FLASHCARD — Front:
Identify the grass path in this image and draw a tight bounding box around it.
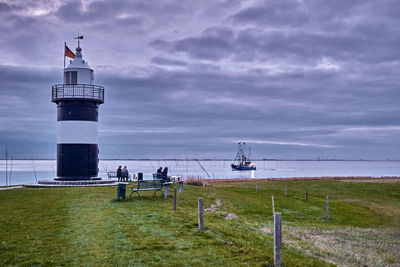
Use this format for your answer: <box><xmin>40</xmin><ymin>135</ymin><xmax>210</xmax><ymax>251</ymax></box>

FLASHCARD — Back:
<box><xmin>0</xmin><ymin>179</ymin><xmax>399</xmax><ymax>266</ymax></box>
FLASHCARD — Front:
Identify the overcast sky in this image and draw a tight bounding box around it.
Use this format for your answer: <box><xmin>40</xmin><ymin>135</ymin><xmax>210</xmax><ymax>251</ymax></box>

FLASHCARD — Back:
<box><xmin>1</xmin><ymin>0</ymin><xmax>400</xmax><ymax>159</ymax></box>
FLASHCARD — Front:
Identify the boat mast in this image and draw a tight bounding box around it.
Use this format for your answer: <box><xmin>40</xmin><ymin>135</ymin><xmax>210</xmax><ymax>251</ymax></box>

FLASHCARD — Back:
<box><xmin>234</xmin><ymin>142</ymin><xmax>241</xmax><ymax>164</ymax></box>
<box><xmin>240</xmin><ymin>142</ymin><xmax>244</xmax><ymax>164</ymax></box>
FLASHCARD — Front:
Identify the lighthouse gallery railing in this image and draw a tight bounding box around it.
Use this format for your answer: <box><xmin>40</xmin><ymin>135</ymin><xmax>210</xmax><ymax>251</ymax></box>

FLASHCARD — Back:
<box><xmin>52</xmin><ymin>84</ymin><xmax>104</xmax><ymax>103</ymax></box>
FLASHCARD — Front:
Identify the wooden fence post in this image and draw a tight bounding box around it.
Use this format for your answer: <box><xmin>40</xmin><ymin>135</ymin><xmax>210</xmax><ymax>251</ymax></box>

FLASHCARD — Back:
<box><xmin>173</xmin><ymin>188</ymin><xmax>177</xmax><ymax>211</ymax></box>
<box><xmin>164</xmin><ymin>184</ymin><xmax>170</xmax><ymax>198</ymax></box>
<box><xmin>198</xmin><ymin>198</ymin><xmax>204</xmax><ymax>230</ymax></box>
<box><xmin>274</xmin><ymin>212</ymin><xmax>282</xmax><ymax>267</ymax></box>
<box><xmin>326</xmin><ymin>195</ymin><xmax>329</xmax><ymax>218</ymax></box>
<box><xmin>284</xmin><ymin>186</ymin><xmax>287</xmax><ymax>196</ymax></box>
<box><xmin>272</xmin><ymin>195</ymin><xmax>275</xmax><ymax>215</ymax></box>
<box><xmin>305</xmin><ymin>189</ymin><xmax>308</xmax><ymax>201</ymax></box>
<box><xmin>179</xmin><ymin>181</ymin><xmax>183</xmax><ymax>192</ymax></box>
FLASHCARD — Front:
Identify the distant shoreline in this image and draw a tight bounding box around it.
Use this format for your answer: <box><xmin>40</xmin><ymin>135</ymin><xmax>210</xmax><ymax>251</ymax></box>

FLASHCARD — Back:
<box><xmin>198</xmin><ymin>176</ymin><xmax>400</xmax><ymax>183</ymax></box>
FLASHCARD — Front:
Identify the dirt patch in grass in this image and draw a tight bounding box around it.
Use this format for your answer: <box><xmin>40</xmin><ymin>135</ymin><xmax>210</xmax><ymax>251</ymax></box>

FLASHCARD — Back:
<box><xmin>260</xmin><ymin>225</ymin><xmax>273</xmax><ymax>234</ymax></box>
<box><xmin>225</xmin><ymin>213</ymin><xmax>238</xmax><ymax>220</ymax></box>
<box><xmin>205</xmin><ymin>199</ymin><xmax>239</xmax><ymax>220</ymax></box>
<box><xmin>284</xmin><ymin>226</ymin><xmax>400</xmax><ymax>266</ymax></box>
<box><xmin>205</xmin><ymin>199</ymin><xmax>222</xmax><ymax>212</ymax></box>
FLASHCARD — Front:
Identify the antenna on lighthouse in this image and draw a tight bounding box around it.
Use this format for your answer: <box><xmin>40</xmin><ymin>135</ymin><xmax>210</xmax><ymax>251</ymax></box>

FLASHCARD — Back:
<box><xmin>74</xmin><ymin>29</ymin><xmax>84</xmax><ymax>47</ymax></box>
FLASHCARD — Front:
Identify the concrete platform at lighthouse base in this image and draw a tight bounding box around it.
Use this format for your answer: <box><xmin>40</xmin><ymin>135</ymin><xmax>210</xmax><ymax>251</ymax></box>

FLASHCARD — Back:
<box><xmin>25</xmin><ymin>179</ymin><xmax>120</xmax><ymax>188</ymax></box>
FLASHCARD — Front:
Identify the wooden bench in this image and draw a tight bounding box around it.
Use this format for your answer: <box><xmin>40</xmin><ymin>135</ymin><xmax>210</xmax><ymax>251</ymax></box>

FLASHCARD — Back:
<box><xmin>152</xmin><ymin>173</ymin><xmax>172</xmax><ymax>182</ymax></box>
<box><xmin>107</xmin><ymin>171</ymin><xmax>132</xmax><ymax>181</ymax></box>
<box><xmin>130</xmin><ymin>179</ymin><xmax>164</xmax><ymax>199</ymax></box>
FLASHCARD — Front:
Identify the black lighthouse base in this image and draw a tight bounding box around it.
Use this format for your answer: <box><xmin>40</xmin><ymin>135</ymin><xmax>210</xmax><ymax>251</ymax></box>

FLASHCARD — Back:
<box><xmin>25</xmin><ymin>179</ymin><xmax>117</xmax><ymax>187</ymax></box>
<box><xmin>56</xmin><ymin>144</ymin><xmax>99</xmax><ymax>181</ymax></box>
<box><xmin>54</xmin><ymin>176</ymin><xmax>101</xmax><ymax>181</ymax></box>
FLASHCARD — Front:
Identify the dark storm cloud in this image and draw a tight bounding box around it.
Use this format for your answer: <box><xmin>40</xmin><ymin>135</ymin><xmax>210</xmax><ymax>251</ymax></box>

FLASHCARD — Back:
<box><xmin>171</xmin><ymin>27</ymin><xmax>235</xmax><ymax>60</ymax></box>
<box><xmin>156</xmin><ymin>22</ymin><xmax>399</xmax><ymax>66</ymax></box>
<box><xmin>0</xmin><ymin>2</ymin><xmax>11</xmax><ymax>13</ymax></box>
<box><xmin>1</xmin><ymin>0</ymin><xmax>400</xmax><ymax>159</ymax></box>
<box><xmin>0</xmin><ymin>64</ymin><xmax>56</xmax><ymax>158</ymax></box>
<box><xmin>152</xmin><ymin>0</ymin><xmax>400</xmax><ymax>66</ymax></box>
<box><xmin>150</xmin><ymin>56</ymin><xmax>188</xmax><ymax>67</ymax></box>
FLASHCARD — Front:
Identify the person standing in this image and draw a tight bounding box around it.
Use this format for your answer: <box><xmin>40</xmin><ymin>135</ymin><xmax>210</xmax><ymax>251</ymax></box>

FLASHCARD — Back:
<box><xmin>117</xmin><ymin>166</ymin><xmax>122</xmax><ymax>181</ymax></box>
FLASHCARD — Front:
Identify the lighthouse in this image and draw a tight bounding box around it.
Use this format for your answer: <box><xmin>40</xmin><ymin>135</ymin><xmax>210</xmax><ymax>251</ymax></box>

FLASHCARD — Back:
<box><xmin>51</xmin><ymin>37</ymin><xmax>104</xmax><ymax>181</ymax></box>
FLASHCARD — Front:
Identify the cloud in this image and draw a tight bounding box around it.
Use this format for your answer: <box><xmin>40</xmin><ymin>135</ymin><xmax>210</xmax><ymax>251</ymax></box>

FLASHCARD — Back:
<box><xmin>230</xmin><ymin>139</ymin><xmax>338</xmax><ymax>149</ymax></box>
<box><xmin>150</xmin><ymin>56</ymin><xmax>188</xmax><ymax>67</ymax></box>
<box><xmin>1</xmin><ymin>0</ymin><xmax>400</xmax><ymax>159</ymax></box>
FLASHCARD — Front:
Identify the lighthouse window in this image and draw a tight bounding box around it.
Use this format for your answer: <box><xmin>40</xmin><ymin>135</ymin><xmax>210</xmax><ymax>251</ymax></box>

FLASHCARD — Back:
<box><xmin>64</xmin><ymin>71</ymin><xmax>78</xmax><ymax>85</ymax></box>
<box><xmin>64</xmin><ymin>72</ymin><xmax>69</xmax><ymax>84</ymax></box>
<box><xmin>71</xmin><ymin>71</ymin><xmax>77</xmax><ymax>84</ymax></box>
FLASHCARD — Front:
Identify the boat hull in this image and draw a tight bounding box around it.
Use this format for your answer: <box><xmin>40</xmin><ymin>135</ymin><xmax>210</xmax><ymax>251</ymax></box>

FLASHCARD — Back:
<box><xmin>231</xmin><ymin>164</ymin><xmax>256</xmax><ymax>171</ymax></box>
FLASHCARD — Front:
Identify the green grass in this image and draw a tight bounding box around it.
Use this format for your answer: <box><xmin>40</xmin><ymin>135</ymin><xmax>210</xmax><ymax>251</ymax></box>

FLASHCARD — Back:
<box><xmin>0</xmin><ymin>179</ymin><xmax>399</xmax><ymax>266</ymax></box>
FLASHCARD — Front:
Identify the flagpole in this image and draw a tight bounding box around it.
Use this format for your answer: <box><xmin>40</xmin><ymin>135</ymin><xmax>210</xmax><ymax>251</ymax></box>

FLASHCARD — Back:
<box><xmin>64</xmin><ymin>42</ymin><xmax>66</xmax><ymax>69</ymax></box>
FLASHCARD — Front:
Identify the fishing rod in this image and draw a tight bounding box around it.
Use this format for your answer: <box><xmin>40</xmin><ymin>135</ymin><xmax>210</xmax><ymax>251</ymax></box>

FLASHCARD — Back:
<box><xmin>9</xmin><ymin>156</ymin><xmax>13</xmax><ymax>185</ymax></box>
<box><xmin>194</xmin><ymin>159</ymin><xmax>211</xmax><ymax>179</ymax></box>
<box><xmin>31</xmin><ymin>158</ymin><xmax>37</xmax><ymax>183</ymax></box>
<box><xmin>5</xmin><ymin>147</ymin><xmax>8</xmax><ymax>186</ymax></box>
<box><xmin>149</xmin><ymin>160</ymin><xmax>156</xmax><ymax>172</ymax></box>
<box><xmin>52</xmin><ymin>164</ymin><xmax>56</xmax><ymax>177</ymax></box>
<box><xmin>100</xmin><ymin>163</ymin><xmax>107</xmax><ymax>178</ymax></box>
<box><xmin>185</xmin><ymin>156</ymin><xmax>189</xmax><ymax>178</ymax></box>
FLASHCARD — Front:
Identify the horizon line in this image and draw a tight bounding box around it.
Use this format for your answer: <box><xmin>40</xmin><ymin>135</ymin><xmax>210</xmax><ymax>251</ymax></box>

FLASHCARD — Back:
<box><xmin>1</xmin><ymin>158</ymin><xmax>399</xmax><ymax>161</ymax></box>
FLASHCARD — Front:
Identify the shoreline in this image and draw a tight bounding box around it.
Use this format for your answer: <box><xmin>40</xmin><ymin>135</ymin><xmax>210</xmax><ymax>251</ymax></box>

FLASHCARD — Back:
<box><xmin>2</xmin><ymin>176</ymin><xmax>400</xmax><ymax>187</ymax></box>
<box><xmin>186</xmin><ymin>176</ymin><xmax>400</xmax><ymax>183</ymax></box>
<box><xmin>1</xmin><ymin>176</ymin><xmax>400</xmax><ymax>188</ymax></box>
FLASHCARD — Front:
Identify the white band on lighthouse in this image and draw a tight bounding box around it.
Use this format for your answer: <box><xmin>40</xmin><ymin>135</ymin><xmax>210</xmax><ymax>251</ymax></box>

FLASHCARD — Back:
<box><xmin>57</xmin><ymin>121</ymin><xmax>98</xmax><ymax>144</ymax></box>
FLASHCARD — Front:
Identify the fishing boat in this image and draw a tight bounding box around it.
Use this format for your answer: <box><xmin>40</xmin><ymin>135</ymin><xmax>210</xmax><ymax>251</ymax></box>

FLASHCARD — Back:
<box><xmin>231</xmin><ymin>142</ymin><xmax>256</xmax><ymax>171</ymax></box>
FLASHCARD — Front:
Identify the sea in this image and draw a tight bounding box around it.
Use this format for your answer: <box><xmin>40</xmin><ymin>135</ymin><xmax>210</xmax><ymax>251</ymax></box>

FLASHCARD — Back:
<box><xmin>1</xmin><ymin>159</ymin><xmax>400</xmax><ymax>186</ymax></box>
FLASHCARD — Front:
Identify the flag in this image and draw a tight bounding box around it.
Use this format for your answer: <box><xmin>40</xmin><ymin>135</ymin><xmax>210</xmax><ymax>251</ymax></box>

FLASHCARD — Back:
<box><xmin>65</xmin><ymin>44</ymin><xmax>75</xmax><ymax>59</ymax></box>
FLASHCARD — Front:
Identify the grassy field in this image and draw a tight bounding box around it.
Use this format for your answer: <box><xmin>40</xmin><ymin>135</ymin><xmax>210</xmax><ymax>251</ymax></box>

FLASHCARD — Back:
<box><xmin>0</xmin><ymin>178</ymin><xmax>399</xmax><ymax>266</ymax></box>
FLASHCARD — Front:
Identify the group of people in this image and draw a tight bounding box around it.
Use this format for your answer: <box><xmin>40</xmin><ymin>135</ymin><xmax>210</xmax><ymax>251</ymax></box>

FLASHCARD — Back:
<box><xmin>157</xmin><ymin>167</ymin><xmax>170</xmax><ymax>182</ymax></box>
<box><xmin>115</xmin><ymin>165</ymin><xmax>170</xmax><ymax>182</ymax></box>
<box><xmin>116</xmin><ymin>165</ymin><xmax>129</xmax><ymax>181</ymax></box>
